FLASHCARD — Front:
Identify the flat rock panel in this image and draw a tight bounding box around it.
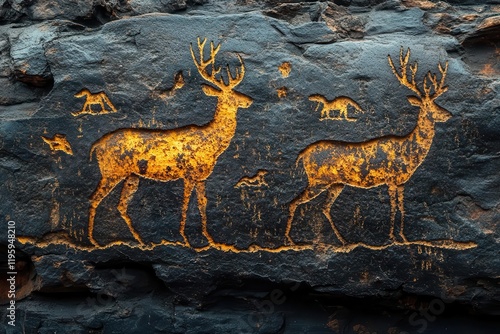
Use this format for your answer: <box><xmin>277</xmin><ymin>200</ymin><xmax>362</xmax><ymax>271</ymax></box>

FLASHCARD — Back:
<box><xmin>0</xmin><ymin>1</ymin><xmax>499</xmax><ymax>333</ymax></box>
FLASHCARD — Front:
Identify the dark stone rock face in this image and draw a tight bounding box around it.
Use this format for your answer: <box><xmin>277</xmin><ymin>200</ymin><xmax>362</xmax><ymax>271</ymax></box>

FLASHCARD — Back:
<box><xmin>0</xmin><ymin>0</ymin><xmax>499</xmax><ymax>333</ymax></box>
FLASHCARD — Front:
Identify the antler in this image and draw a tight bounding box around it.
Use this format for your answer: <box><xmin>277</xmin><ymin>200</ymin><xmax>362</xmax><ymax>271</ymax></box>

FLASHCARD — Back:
<box><xmin>388</xmin><ymin>47</ymin><xmax>422</xmax><ymax>97</ymax></box>
<box><xmin>424</xmin><ymin>61</ymin><xmax>449</xmax><ymax>100</ymax></box>
<box><xmin>190</xmin><ymin>37</ymin><xmax>245</xmax><ymax>90</ymax></box>
<box><xmin>389</xmin><ymin>47</ymin><xmax>449</xmax><ymax>101</ymax></box>
<box><xmin>190</xmin><ymin>38</ymin><xmax>223</xmax><ymax>87</ymax></box>
<box><xmin>225</xmin><ymin>54</ymin><xmax>245</xmax><ymax>90</ymax></box>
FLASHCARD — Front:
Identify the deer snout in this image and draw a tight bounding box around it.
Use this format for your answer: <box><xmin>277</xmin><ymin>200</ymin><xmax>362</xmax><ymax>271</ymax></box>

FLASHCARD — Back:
<box><xmin>432</xmin><ymin>103</ymin><xmax>452</xmax><ymax>122</ymax></box>
<box><xmin>235</xmin><ymin>91</ymin><xmax>253</xmax><ymax>108</ymax></box>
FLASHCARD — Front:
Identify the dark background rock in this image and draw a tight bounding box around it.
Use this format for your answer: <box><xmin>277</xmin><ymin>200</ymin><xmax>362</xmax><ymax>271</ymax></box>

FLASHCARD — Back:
<box><xmin>0</xmin><ymin>0</ymin><xmax>499</xmax><ymax>333</ymax></box>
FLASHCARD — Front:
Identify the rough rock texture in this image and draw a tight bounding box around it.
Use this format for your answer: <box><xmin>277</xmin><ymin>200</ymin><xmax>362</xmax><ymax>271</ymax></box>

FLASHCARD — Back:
<box><xmin>0</xmin><ymin>0</ymin><xmax>499</xmax><ymax>333</ymax></box>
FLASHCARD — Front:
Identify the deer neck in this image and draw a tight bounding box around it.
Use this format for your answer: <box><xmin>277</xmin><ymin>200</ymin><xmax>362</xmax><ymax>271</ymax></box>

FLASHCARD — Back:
<box><xmin>403</xmin><ymin>108</ymin><xmax>436</xmax><ymax>169</ymax></box>
<box><xmin>204</xmin><ymin>99</ymin><xmax>239</xmax><ymax>155</ymax></box>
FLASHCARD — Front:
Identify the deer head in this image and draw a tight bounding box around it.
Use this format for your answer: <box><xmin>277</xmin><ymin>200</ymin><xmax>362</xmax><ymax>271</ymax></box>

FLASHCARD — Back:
<box><xmin>190</xmin><ymin>38</ymin><xmax>253</xmax><ymax>109</ymax></box>
<box><xmin>388</xmin><ymin>47</ymin><xmax>452</xmax><ymax>123</ymax></box>
<box><xmin>74</xmin><ymin>88</ymin><xmax>90</xmax><ymax>98</ymax></box>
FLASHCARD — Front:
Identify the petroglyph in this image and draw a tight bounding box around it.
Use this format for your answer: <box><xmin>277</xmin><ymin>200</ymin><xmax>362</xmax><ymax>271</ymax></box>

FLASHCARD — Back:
<box><xmin>309</xmin><ymin>95</ymin><xmax>364</xmax><ymax>121</ymax></box>
<box><xmin>235</xmin><ymin>170</ymin><xmax>269</xmax><ymax>188</ymax></box>
<box><xmin>42</xmin><ymin>134</ymin><xmax>73</xmax><ymax>155</ymax></box>
<box><xmin>88</xmin><ymin>38</ymin><xmax>253</xmax><ymax>247</ymax></box>
<box><xmin>287</xmin><ymin>48</ymin><xmax>453</xmax><ymax>247</ymax></box>
<box><xmin>72</xmin><ymin>89</ymin><xmax>117</xmax><ymax>116</ymax></box>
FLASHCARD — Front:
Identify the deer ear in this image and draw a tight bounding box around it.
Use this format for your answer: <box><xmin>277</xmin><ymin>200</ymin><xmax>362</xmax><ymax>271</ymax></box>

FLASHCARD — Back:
<box><xmin>407</xmin><ymin>96</ymin><xmax>422</xmax><ymax>107</ymax></box>
<box><xmin>202</xmin><ymin>84</ymin><xmax>221</xmax><ymax>96</ymax></box>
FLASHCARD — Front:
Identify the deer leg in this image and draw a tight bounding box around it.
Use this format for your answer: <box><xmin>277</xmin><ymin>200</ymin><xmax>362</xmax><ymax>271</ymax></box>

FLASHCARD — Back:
<box><xmin>180</xmin><ymin>181</ymin><xmax>195</xmax><ymax>247</ymax></box>
<box><xmin>83</xmin><ymin>102</ymin><xmax>91</xmax><ymax>113</ymax></box>
<box><xmin>78</xmin><ymin>103</ymin><xmax>85</xmax><ymax>114</ymax></box>
<box><xmin>322</xmin><ymin>184</ymin><xmax>346</xmax><ymax>245</ymax></box>
<box><xmin>388</xmin><ymin>186</ymin><xmax>397</xmax><ymax>242</ymax></box>
<box><xmin>195</xmin><ymin>181</ymin><xmax>215</xmax><ymax>245</ymax></box>
<box><xmin>117</xmin><ymin>175</ymin><xmax>143</xmax><ymax>244</ymax></box>
<box><xmin>103</xmin><ymin>95</ymin><xmax>117</xmax><ymax>112</ymax></box>
<box><xmin>99</xmin><ymin>100</ymin><xmax>106</xmax><ymax>113</ymax></box>
<box><xmin>286</xmin><ymin>185</ymin><xmax>326</xmax><ymax>244</ymax></box>
<box><xmin>88</xmin><ymin>176</ymin><xmax>123</xmax><ymax>246</ymax></box>
<box><xmin>397</xmin><ymin>185</ymin><xmax>408</xmax><ymax>242</ymax></box>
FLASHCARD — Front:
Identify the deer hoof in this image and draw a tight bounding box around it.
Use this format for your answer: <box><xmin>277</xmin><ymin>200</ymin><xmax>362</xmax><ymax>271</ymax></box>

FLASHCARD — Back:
<box><xmin>285</xmin><ymin>236</ymin><xmax>296</xmax><ymax>246</ymax></box>
<box><xmin>89</xmin><ymin>238</ymin><xmax>100</xmax><ymax>247</ymax></box>
<box><xmin>399</xmin><ymin>232</ymin><xmax>409</xmax><ymax>243</ymax></box>
<box><xmin>182</xmin><ymin>237</ymin><xmax>191</xmax><ymax>248</ymax></box>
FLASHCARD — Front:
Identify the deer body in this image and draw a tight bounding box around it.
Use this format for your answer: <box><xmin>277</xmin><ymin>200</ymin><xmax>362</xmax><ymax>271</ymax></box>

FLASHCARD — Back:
<box><xmin>88</xmin><ymin>38</ymin><xmax>252</xmax><ymax>247</ymax></box>
<box><xmin>286</xmin><ymin>48</ymin><xmax>451</xmax><ymax>245</ymax></box>
<box><xmin>91</xmin><ymin>105</ymin><xmax>240</xmax><ymax>182</ymax></box>
<box><xmin>298</xmin><ymin>111</ymin><xmax>436</xmax><ymax>189</ymax></box>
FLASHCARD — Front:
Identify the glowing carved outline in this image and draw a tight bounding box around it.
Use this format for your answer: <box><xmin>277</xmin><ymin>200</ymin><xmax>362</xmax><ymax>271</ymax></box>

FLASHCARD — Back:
<box><xmin>72</xmin><ymin>89</ymin><xmax>117</xmax><ymax>116</ymax></box>
<box><xmin>235</xmin><ymin>170</ymin><xmax>269</xmax><ymax>188</ymax></box>
<box><xmin>309</xmin><ymin>95</ymin><xmax>364</xmax><ymax>122</ymax></box>
<box><xmin>87</xmin><ymin>38</ymin><xmax>253</xmax><ymax>247</ymax></box>
<box><xmin>18</xmin><ymin>232</ymin><xmax>476</xmax><ymax>253</ymax></box>
<box><xmin>286</xmin><ymin>47</ymin><xmax>455</xmax><ymax>246</ymax></box>
<box><xmin>42</xmin><ymin>134</ymin><xmax>74</xmax><ymax>155</ymax></box>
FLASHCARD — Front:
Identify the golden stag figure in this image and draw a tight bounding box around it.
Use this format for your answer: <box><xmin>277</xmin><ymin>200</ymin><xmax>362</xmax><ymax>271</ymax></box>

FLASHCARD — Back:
<box><xmin>287</xmin><ymin>48</ymin><xmax>451</xmax><ymax>245</ymax></box>
<box><xmin>88</xmin><ymin>38</ymin><xmax>253</xmax><ymax>246</ymax></box>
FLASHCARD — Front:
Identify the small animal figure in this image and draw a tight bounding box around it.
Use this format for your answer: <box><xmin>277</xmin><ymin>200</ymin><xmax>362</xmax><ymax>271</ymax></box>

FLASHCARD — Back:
<box><xmin>158</xmin><ymin>71</ymin><xmax>185</xmax><ymax>100</ymax></box>
<box><xmin>42</xmin><ymin>134</ymin><xmax>73</xmax><ymax>155</ymax></box>
<box><xmin>235</xmin><ymin>170</ymin><xmax>269</xmax><ymax>188</ymax></box>
<box><xmin>72</xmin><ymin>89</ymin><xmax>117</xmax><ymax>116</ymax></box>
<box><xmin>309</xmin><ymin>95</ymin><xmax>363</xmax><ymax>121</ymax></box>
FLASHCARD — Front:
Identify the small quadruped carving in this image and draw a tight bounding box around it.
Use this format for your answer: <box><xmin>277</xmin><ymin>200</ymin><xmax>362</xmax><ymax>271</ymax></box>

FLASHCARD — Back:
<box><xmin>72</xmin><ymin>89</ymin><xmax>117</xmax><ymax>116</ymax></box>
<box><xmin>42</xmin><ymin>134</ymin><xmax>74</xmax><ymax>155</ymax></box>
<box><xmin>309</xmin><ymin>94</ymin><xmax>364</xmax><ymax>122</ymax></box>
<box><xmin>235</xmin><ymin>170</ymin><xmax>269</xmax><ymax>188</ymax></box>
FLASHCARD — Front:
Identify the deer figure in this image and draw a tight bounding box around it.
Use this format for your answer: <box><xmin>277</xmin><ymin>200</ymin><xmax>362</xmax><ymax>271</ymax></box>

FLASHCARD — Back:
<box><xmin>286</xmin><ymin>48</ymin><xmax>451</xmax><ymax>245</ymax></box>
<box><xmin>88</xmin><ymin>38</ymin><xmax>253</xmax><ymax>247</ymax></box>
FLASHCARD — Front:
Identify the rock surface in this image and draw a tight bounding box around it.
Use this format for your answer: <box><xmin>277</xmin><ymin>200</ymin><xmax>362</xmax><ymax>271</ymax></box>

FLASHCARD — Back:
<box><xmin>0</xmin><ymin>0</ymin><xmax>499</xmax><ymax>333</ymax></box>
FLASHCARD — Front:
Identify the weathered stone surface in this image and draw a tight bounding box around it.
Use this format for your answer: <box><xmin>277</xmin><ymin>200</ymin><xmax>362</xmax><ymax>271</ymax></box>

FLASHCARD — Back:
<box><xmin>0</xmin><ymin>1</ymin><xmax>499</xmax><ymax>333</ymax></box>
<box><xmin>1</xmin><ymin>0</ymin><xmax>209</xmax><ymax>22</ymax></box>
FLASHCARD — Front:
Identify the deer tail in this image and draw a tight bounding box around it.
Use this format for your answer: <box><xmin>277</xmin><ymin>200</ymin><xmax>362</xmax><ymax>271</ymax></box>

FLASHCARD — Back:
<box><xmin>349</xmin><ymin>99</ymin><xmax>363</xmax><ymax>112</ymax></box>
<box><xmin>89</xmin><ymin>141</ymin><xmax>99</xmax><ymax>162</ymax></box>
<box><xmin>295</xmin><ymin>153</ymin><xmax>305</xmax><ymax>168</ymax></box>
